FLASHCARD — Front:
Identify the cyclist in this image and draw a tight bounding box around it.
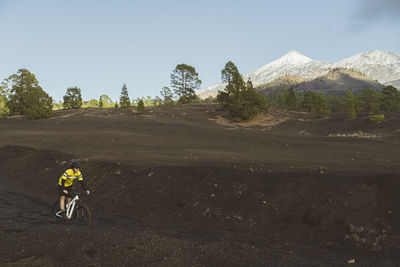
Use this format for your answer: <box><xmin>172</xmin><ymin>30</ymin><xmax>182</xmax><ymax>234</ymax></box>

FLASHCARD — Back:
<box><xmin>56</xmin><ymin>159</ymin><xmax>90</xmax><ymax>218</ymax></box>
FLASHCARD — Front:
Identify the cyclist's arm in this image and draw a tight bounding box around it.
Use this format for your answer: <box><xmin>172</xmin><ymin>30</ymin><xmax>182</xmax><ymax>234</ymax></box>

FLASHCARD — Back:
<box><xmin>78</xmin><ymin>175</ymin><xmax>88</xmax><ymax>191</ymax></box>
<box><xmin>59</xmin><ymin>174</ymin><xmax>68</xmax><ymax>190</ymax></box>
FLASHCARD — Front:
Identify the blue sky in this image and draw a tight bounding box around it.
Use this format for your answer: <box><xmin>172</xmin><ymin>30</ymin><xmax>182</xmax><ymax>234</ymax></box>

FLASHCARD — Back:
<box><xmin>0</xmin><ymin>0</ymin><xmax>399</xmax><ymax>102</ymax></box>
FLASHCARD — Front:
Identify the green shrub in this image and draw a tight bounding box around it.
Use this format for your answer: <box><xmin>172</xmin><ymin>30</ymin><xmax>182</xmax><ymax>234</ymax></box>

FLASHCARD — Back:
<box><xmin>368</xmin><ymin>114</ymin><xmax>384</xmax><ymax>122</ymax></box>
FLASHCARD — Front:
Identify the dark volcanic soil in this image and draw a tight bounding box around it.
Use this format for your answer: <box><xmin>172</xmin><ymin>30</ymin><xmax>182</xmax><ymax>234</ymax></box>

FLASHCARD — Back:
<box><xmin>0</xmin><ymin>104</ymin><xmax>400</xmax><ymax>266</ymax></box>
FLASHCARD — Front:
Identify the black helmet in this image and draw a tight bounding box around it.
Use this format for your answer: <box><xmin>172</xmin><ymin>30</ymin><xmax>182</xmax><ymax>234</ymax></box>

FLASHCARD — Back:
<box><xmin>69</xmin><ymin>159</ymin><xmax>80</xmax><ymax>169</ymax></box>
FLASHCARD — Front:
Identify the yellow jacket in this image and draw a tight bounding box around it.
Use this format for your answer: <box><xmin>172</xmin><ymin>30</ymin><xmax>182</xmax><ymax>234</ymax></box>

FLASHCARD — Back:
<box><xmin>58</xmin><ymin>169</ymin><xmax>84</xmax><ymax>188</ymax></box>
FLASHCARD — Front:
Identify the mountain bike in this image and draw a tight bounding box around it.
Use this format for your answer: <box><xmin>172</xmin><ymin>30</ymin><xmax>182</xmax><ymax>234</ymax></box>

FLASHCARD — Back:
<box><xmin>52</xmin><ymin>192</ymin><xmax>91</xmax><ymax>226</ymax></box>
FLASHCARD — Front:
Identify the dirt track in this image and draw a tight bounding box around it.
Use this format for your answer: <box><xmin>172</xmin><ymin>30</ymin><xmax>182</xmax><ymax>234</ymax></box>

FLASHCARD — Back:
<box><xmin>1</xmin><ymin>104</ymin><xmax>400</xmax><ymax>266</ymax></box>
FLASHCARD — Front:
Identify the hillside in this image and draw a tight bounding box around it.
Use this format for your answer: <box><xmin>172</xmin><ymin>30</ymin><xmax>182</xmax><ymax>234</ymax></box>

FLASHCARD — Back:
<box><xmin>255</xmin><ymin>75</ymin><xmax>306</xmax><ymax>95</ymax></box>
<box><xmin>1</xmin><ymin>104</ymin><xmax>400</xmax><ymax>266</ymax></box>
<box><xmin>294</xmin><ymin>68</ymin><xmax>385</xmax><ymax>94</ymax></box>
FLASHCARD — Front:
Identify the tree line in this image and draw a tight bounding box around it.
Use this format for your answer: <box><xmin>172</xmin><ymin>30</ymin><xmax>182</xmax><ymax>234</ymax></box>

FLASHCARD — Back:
<box><xmin>266</xmin><ymin>85</ymin><xmax>400</xmax><ymax>120</ymax></box>
<box><xmin>1</xmin><ymin>64</ymin><xmax>399</xmax><ymax>121</ymax></box>
<box><xmin>0</xmin><ymin>64</ymin><xmax>204</xmax><ymax>118</ymax></box>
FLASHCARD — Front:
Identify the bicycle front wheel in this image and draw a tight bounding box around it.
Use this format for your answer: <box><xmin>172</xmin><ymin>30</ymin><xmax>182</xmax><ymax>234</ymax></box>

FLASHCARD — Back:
<box><xmin>73</xmin><ymin>204</ymin><xmax>91</xmax><ymax>226</ymax></box>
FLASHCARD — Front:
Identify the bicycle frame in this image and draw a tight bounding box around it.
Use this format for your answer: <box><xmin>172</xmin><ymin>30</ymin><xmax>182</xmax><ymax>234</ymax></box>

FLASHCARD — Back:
<box><xmin>65</xmin><ymin>194</ymin><xmax>80</xmax><ymax>219</ymax></box>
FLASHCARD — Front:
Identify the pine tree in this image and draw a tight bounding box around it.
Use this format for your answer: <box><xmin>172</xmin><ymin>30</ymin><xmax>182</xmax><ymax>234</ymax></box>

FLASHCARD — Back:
<box><xmin>302</xmin><ymin>91</ymin><xmax>315</xmax><ymax>112</ymax></box>
<box><xmin>98</xmin><ymin>96</ymin><xmax>103</xmax><ymax>108</ymax></box>
<box><xmin>357</xmin><ymin>88</ymin><xmax>380</xmax><ymax>113</ymax></box>
<box><xmin>63</xmin><ymin>87</ymin><xmax>83</xmax><ymax>109</ymax></box>
<box><xmin>287</xmin><ymin>87</ymin><xmax>297</xmax><ymax>110</ymax></box>
<box><xmin>380</xmin><ymin>85</ymin><xmax>400</xmax><ymax>112</ymax></box>
<box><xmin>312</xmin><ymin>93</ymin><xmax>330</xmax><ymax>118</ymax></box>
<box><xmin>217</xmin><ymin>62</ymin><xmax>266</xmax><ymax>121</ymax></box>
<box><xmin>119</xmin><ymin>83</ymin><xmax>130</xmax><ymax>108</ymax></box>
<box><xmin>160</xmin><ymin>86</ymin><xmax>174</xmax><ymax>104</ymax></box>
<box><xmin>301</xmin><ymin>91</ymin><xmax>330</xmax><ymax>118</ymax></box>
<box><xmin>137</xmin><ymin>99</ymin><xmax>145</xmax><ymax>114</ymax></box>
<box><xmin>326</xmin><ymin>94</ymin><xmax>345</xmax><ymax>113</ymax></box>
<box><xmin>4</xmin><ymin>69</ymin><xmax>53</xmax><ymax>118</ymax></box>
<box><xmin>345</xmin><ymin>89</ymin><xmax>356</xmax><ymax>120</ymax></box>
<box><xmin>171</xmin><ymin>64</ymin><xmax>201</xmax><ymax>103</ymax></box>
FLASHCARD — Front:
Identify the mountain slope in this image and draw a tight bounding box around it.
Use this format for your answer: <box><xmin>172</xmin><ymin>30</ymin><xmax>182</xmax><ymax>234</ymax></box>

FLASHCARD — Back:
<box><xmin>333</xmin><ymin>50</ymin><xmax>400</xmax><ymax>84</ymax></box>
<box><xmin>255</xmin><ymin>75</ymin><xmax>306</xmax><ymax>95</ymax></box>
<box><xmin>294</xmin><ymin>68</ymin><xmax>385</xmax><ymax>94</ymax></box>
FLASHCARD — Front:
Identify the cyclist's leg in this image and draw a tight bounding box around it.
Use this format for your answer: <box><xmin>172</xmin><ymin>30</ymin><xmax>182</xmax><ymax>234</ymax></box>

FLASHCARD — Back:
<box><xmin>55</xmin><ymin>186</ymin><xmax>67</xmax><ymax>218</ymax></box>
<box><xmin>58</xmin><ymin>186</ymin><xmax>66</xmax><ymax>211</ymax></box>
<box><xmin>57</xmin><ymin>186</ymin><xmax>71</xmax><ymax>211</ymax></box>
<box><xmin>60</xmin><ymin>195</ymin><xmax>65</xmax><ymax>210</ymax></box>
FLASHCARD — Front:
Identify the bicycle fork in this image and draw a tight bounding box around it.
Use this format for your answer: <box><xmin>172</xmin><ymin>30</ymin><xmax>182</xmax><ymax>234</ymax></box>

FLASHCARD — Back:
<box><xmin>65</xmin><ymin>201</ymin><xmax>76</xmax><ymax>219</ymax></box>
<box><xmin>55</xmin><ymin>200</ymin><xmax>76</xmax><ymax>219</ymax></box>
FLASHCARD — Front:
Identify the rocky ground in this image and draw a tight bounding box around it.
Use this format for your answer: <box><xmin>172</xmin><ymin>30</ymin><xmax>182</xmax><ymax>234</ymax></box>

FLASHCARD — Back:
<box><xmin>0</xmin><ymin>103</ymin><xmax>400</xmax><ymax>266</ymax></box>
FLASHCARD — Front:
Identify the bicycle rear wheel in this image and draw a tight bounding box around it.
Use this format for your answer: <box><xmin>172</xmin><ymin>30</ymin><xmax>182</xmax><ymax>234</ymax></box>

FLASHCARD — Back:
<box><xmin>73</xmin><ymin>204</ymin><xmax>91</xmax><ymax>226</ymax></box>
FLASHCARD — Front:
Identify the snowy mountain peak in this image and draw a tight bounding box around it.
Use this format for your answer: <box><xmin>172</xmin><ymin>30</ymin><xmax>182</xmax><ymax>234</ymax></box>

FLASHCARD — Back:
<box><xmin>287</xmin><ymin>50</ymin><xmax>303</xmax><ymax>55</ymax></box>
<box><xmin>249</xmin><ymin>50</ymin><xmax>329</xmax><ymax>85</ymax></box>
<box><xmin>270</xmin><ymin>50</ymin><xmax>313</xmax><ymax>66</ymax></box>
